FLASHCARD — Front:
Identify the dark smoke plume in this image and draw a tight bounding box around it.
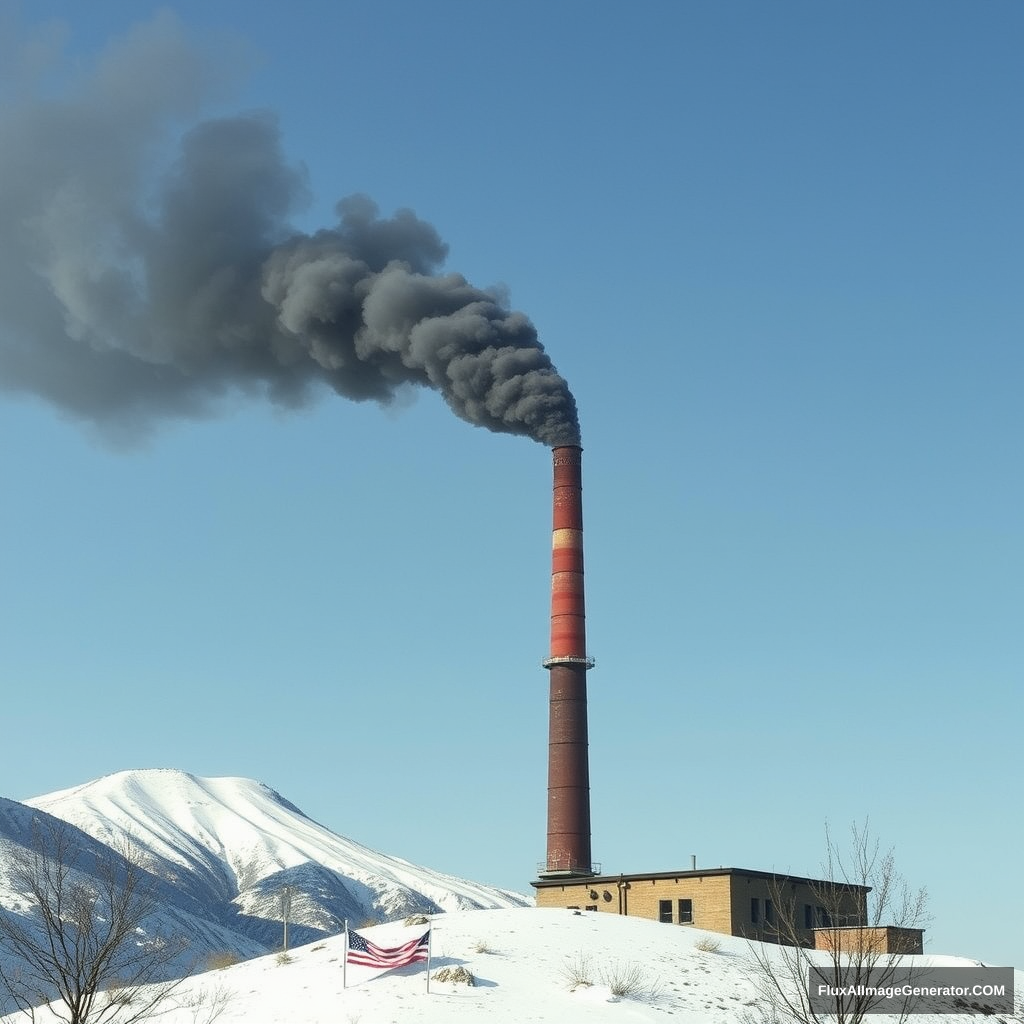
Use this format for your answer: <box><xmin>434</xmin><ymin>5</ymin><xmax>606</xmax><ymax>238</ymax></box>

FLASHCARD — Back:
<box><xmin>0</xmin><ymin>14</ymin><xmax>579</xmax><ymax>446</ymax></box>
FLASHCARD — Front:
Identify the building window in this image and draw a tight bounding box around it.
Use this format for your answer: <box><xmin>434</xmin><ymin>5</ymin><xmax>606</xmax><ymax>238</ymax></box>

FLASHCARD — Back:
<box><xmin>658</xmin><ymin>899</ymin><xmax>673</xmax><ymax>923</ymax></box>
<box><xmin>804</xmin><ymin>904</ymin><xmax>814</xmax><ymax>929</ymax></box>
<box><xmin>585</xmin><ymin>905</ymin><xmax>597</xmax><ymax>912</ymax></box>
<box><xmin>764</xmin><ymin>899</ymin><xmax>774</xmax><ymax>926</ymax></box>
<box><xmin>816</xmin><ymin>906</ymin><xmax>832</xmax><ymax>927</ymax></box>
<box><xmin>750</xmin><ymin>897</ymin><xmax>760</xmax><ymax>924</ymax></box>
<box><xmin>678</xmin><ymin>899</ymin><xmax>693</xmax><ymax>924</ymax></box>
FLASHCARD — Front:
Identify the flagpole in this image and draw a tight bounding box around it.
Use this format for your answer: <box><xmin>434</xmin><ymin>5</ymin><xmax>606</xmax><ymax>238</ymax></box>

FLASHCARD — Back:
<box><xmin>343</xmin><ymin>919</ymin><xmax>348</xmax><ymax>990</ymax></box>
<box><xmin>425</xmin><ymin>924</ymin><xmax>432</xmax><ymax>994</ymax></box>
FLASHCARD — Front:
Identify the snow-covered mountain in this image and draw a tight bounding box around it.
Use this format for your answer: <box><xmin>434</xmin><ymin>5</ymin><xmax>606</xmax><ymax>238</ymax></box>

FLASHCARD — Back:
<box><xmin>2</xmin><ymin>769</ymin><xmax>528</xmax><ymax>960</ymax></box>
<box><xmin>0</xmin><ymin>793</ymin><xmax>269</xmax><ymax>982</ymax></box>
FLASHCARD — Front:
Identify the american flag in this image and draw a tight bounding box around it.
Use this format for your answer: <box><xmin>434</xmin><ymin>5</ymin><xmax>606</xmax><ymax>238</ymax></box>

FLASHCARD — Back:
<box><xmin>345</xmin><ymin>927</ymin><xmax>430</xmax><ymax>971</ymax></box>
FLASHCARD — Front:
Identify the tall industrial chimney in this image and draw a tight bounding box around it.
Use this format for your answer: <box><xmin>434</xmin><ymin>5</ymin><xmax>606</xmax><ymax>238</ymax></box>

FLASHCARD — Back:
<box><xmin>540</xmin><ymin>444</ymin><xmax>595</xmax><ymax>878</ymax></box>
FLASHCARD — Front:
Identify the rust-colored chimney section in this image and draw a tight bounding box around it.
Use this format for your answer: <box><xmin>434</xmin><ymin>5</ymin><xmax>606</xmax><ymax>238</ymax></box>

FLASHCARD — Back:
<box><xmin>541</xmin><ymin>444</ymin><xmax>595</xmax><ymax>878</ymax></box>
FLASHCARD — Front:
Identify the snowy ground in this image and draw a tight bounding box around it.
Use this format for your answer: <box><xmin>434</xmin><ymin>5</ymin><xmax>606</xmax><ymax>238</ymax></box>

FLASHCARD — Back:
<box><xmin>3</xmin><ymin>907</ymin><xmax>1018</xmax><ymax>1024</ymax></box>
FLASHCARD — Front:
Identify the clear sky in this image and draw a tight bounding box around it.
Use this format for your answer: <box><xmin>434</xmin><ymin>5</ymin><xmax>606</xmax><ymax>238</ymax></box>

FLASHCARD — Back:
<box><xmin>0</xmin><ymin>0</ymin><xmax>1020</xmax><ymax>969</ymax></box>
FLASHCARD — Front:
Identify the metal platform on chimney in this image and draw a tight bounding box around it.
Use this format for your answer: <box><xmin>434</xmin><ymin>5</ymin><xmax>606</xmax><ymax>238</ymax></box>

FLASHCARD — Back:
<box><xmin>542</xmin><ymin>655</ymin><xmax>596</xmax><ymax>669</ymax></box>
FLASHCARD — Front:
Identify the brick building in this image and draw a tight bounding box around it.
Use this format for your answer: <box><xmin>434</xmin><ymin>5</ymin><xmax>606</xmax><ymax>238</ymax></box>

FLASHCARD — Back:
<box><xmin>532</xmin><ymin>866</ymin><xmax>873</xmax><ymax>946</ymax></box>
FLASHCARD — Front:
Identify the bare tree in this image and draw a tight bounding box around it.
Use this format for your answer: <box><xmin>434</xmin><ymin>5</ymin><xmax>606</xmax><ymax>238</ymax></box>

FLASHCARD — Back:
<box><xmin>0</xmin><ymin>814</ymin><xmax>191</xmax><ymax>1024</ymax></box>
<box><xmin>744</xmin><ymin>820</ymin><xmax>931</xmax><ymax>1024</ymax></box>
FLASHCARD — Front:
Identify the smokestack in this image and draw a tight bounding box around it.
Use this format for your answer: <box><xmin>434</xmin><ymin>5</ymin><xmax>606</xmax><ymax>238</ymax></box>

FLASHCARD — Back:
<box><xmin>540</xmin><ymin>444</ymin><xmax>595</xmax><ymax>878</ymax></box>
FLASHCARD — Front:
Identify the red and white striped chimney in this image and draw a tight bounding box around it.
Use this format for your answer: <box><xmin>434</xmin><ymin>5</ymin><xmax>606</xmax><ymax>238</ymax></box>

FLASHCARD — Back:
<box><xmin>540</xmin><ymin>444</ymin><xmax>594</xmax><ymax>878</ymax></box>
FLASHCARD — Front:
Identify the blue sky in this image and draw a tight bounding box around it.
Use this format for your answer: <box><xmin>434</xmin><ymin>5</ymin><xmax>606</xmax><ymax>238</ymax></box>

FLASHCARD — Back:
<box><xmin>0</xmin><ymin>1</ymin><xmax>1020</xmax><ymax>968</ymax></box>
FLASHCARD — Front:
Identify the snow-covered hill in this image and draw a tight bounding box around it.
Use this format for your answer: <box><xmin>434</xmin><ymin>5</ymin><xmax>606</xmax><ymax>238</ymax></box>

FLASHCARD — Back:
<box><xmin>3</xmin><ymin>769</ymin><xmax>527</xmax><ymax>958</ymax></box>
<box><xmin>4</xmin><ymin>908</ymin><xmax>1019</xmax><ymax>1024</ymax></box>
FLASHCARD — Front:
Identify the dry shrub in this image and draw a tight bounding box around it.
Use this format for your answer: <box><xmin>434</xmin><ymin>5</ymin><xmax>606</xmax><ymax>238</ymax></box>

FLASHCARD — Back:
<box><xmin>561</xmin><ymin>951</ymin><xmax>660</xmax><ymax>1000</ymax></box>
<box><xmin>206</xmin><ymin>951</ymin><xmax>241</xmax><ymax>971</ymax></box>
<box><xmin>599</xmin><ymin>960</ymin><xmax>649</xmax><ymax>998</ymax></box>
<box><xmin>560</xmin><ymin>951</ymin><xmax>594</xmax><ymax>990</ymax></box>
<box><xmin>176</xmin><ymin>981</ymin><xmax>234</xmax><ymax>1024</ymax></box>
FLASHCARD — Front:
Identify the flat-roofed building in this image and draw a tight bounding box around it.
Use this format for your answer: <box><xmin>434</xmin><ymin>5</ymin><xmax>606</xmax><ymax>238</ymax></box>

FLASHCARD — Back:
<box><xmin>532</xmin><ymin>866</ymin><xmax>877</xmax><ymax>947</ymax></box>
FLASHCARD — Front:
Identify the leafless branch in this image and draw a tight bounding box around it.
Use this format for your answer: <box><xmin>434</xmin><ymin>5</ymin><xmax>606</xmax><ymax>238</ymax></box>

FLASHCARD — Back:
<box><xmin>744</xmin><ymin>819</ymin><xmax>930</xmax><ymax>1024</ymax></box>
<box><xmin>0</xmin><ymin>816</ymin><xmax>192</xmax><ymax>1024</ymax></box>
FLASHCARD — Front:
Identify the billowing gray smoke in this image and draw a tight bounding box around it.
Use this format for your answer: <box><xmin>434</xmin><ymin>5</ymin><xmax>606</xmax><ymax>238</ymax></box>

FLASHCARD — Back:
<box><xmin>0</xmin><ymin>14</ymin><xmax>579</xmax><ymax>446</ymax></box>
